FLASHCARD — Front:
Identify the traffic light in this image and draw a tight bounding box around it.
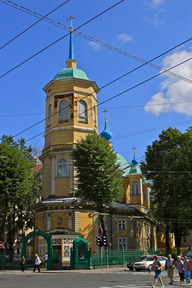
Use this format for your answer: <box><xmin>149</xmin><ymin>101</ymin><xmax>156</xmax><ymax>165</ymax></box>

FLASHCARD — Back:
<box><xmin>96</xmin><ymin>236</ymin><xmax>100</xmax><ymax>246</ymax></box>
<box><xmin>103</xmin><ymin>236</ymin><xmax>107</xmax><ymax>246</ymax></box>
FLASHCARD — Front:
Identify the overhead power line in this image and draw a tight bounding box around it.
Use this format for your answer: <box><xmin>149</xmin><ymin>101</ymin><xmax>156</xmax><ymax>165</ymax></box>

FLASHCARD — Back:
<box><xmin>15</xmin><ymin>53</ymin><xmax>192</xmax><ymax>142</ymax></box>
<box><xmin>1</xmin><ymin>0</ymin><xmax>192</xmax><ymax>85</ymax></box>
<box><xmin>0</xmin><ymin>0</ymin><xmax>70</xmax><ymax>50</ymax></box>
<box><xmin>0</xmin><ymin>0</ymin><xmax>124</xmax><ymax>78</ymax></box>
<box><xmin>2</xmin><ymin>100</ymin><xmax>192</xmax><ymax>118</ymax></box>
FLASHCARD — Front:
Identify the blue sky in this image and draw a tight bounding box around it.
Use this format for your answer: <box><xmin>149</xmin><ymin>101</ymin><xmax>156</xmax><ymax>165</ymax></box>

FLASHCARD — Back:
<box><xmin>1</xmin><ymin>0</ymin><xmax>192</xmax><ymax>164</ymax></box>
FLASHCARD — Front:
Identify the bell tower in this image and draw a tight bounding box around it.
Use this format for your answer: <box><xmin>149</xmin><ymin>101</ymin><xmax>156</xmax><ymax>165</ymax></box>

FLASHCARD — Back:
<box><xmin>40</xmin><ymin>20</ymin><xmax>100</xmax><ymax>200</ymax></box>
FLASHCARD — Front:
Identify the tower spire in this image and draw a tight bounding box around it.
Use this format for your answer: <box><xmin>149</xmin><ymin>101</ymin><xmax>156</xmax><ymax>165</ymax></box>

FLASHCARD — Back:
<box><xmin>67</xmin><ymin>16</ymin><xmax>76</xmax><ymax>60</ymax></box>
<box><xmin>100</xmin><ymin>110</ymin><xmax>112</xmax><ymax>141</ymax></box>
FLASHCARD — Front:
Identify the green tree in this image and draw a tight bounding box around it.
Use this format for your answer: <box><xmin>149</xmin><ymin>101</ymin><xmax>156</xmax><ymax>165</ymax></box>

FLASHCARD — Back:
<box><xmin>140</xmin><ymin>127</ymin><xmax>192</xmax><ymax>247</ymax></box>
<box><xmin>71</xmin><ymin>131</ymin><xmax>124</xmax><ymax>240</ymax></box>
<box><xmin>0</xmin><ymin>135</ymin><xmax>34</xmax><ymax>250</ymax></box>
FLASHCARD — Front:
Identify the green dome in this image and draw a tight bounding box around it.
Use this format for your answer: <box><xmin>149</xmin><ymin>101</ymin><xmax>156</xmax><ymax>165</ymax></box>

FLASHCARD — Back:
<box><xmin>130</xmin><ymin>166</ymin><xmax>142</xmax><ymax>175</ymax></box>
<box><xmin>53</xmin><ymin>67</ymin><xmax>89</xmax><ymax>81</ymax></box>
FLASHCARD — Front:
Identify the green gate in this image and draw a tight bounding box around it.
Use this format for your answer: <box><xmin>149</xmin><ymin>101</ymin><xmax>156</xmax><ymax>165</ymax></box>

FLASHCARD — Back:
<box><xmin>22</xmin><ymin>227</ymin><xmax>53</xmax><ymax>270</ymax></box>
<box><xmin>70</xmin><ymin>237</ymin><xmax>92</xmax><ymax>269</ymax></box>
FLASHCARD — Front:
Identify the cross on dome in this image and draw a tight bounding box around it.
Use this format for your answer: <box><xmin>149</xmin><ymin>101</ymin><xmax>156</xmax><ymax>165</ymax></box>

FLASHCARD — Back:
<box><xmin>67</xmin><ymin>16</ymin><xmax>76</xmax><ymax>32</ymax></box>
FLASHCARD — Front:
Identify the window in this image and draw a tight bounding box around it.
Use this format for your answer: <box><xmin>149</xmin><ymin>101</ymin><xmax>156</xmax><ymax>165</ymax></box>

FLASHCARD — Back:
<box><xmin>58</xmin><ymin>100</ymin><xmax>69</xmax><ymax>122</ymax></box>
<box><xmin>118</xmin><ymin>237</ymin><xmax>127</xmax><ymax>250</ymax></box>
<box><xmin>143</xmin><ymin>188</ymin><xmax>147</xmax><ymax>201</ymax></box>
<box><xmin>57</xmin><ymin>157</ymin><xmax>68</xmax><ymax>177</ymax></box>
<box><xmin>118</xmin><ymin>220</ymin><xmax>126</xmax><ymax>231</ymax></box>
<box><xmin>78</xmin><ymin>100</ymin><xmax>88</xmax><ymax>123</ymax></box>
<box><xmin>47</xmin><ymin>104</ymin><xmax>52</xmax><ymax>126</ymax></box>
<box><xmin>131</xmin><ymin>180</ymin><xmax>139</xmax><ymax>195</ymax></box>
<box><xmin>93</xmin><ymin>105</ymin><xmax>96</xmax><ymax>126</ymax></box>
<box><xmin>183</xmin><ymin>237</ymin><xmax>186</xmax><ymax>243</ymax></box>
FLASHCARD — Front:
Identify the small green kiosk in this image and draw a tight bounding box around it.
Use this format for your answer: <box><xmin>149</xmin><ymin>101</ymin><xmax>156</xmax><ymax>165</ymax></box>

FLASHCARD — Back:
<box><xmin>70</xmin><ymin>237</ymin><xmax>92</xmax><ymax>269</ymax></box>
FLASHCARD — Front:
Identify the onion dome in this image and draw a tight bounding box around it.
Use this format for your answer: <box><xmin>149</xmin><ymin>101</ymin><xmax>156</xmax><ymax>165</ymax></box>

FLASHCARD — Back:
<box><xmin>132</xmin><ymin>155</ymin><xmax>138</xmax><ymax>166</ymax></box>
<box><xmin>53</xmin><ymin>17</ymin><xmax>89</xmax><ymax>81</ymax></box>
<box><xmin>100</xmin><ymin>121</ymin><xmax>113</xmax><ymax>141</ymax></box>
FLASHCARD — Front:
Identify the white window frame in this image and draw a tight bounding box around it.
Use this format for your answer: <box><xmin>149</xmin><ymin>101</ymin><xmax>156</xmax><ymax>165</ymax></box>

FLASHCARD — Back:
<box><xmin>118</xmin><ymin>237</ymin><xmax>127</xmax><ymax>250</ymax></box>
<box><xmin>143</xmin><ymin>188</ymin><xmax>147</xmax><ymax>201</ymax></box>
<box><xmin>47</xmin><ymin>103</ymin><xmax>52</xmax><ymax>127</ymax></box>
<box><xmin>78</xmin><ymin>100</ymin><xmax>88</xmax><ymax>123</ymax></box>
<box><xmin>93</xmin><ymin>105</ymin><xmax>96</xmax><ymax>127</ymax></box>
<box><xmin>131</xmin><ymin>180</ymin><xmax>139</xmax><ymax>195</ymax></box>
<box><xmin>118</xmin><ymin>219</ymin><xmax>126</xmax><ymax>231</ymax></box>
<box><xmin>58</xmin><ymin>99</ymin><xmax>69</xmax><ymax>122</ymax></box>
<box><xmin>57</xmin><ymin>157</ymin><xmax>68</xmax><ymax>178</ymax></box>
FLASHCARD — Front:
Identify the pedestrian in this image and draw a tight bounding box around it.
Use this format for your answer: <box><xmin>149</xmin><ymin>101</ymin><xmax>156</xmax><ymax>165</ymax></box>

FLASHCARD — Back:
<box><xmin>149</xmin><ymin>255</ymin><xmax>164</xmax><ymax>288</ymax></box>
<box><xmin>180</xmin><ymin>253</ymin><xmax>184</xmax><ymax>261</ymax></box>
<box><xmin>175</xmin><ymin>255</ymin><xmax>185</xmax><ymax>284</ymax></box>
<box><xmin>184</xmin><ymin>256</ymin><xmax>190</xmax><ymax>283</ymax></box>
<box><xmin>188</xmin><ymin>254</ymin><xmax>192</xmax><ymax>283</ymax></box>
<box><xmin>44</xmin><ymin>252</ymin><xmax>48</xmax><ymax>267</ymax></box>
<box><xmin>165</xmin><ymin>254</ymin><xmax>175</xmax><ymax>284</ymax></box>
<box><xmin>33</xmin><ymin>254</ymin><xmax>41</xmax><ymax>273</ymax></box>
<box><xmin>20</xmin><ymin>256</ymin><xmax>25</xmax><ymax>272</ymax></box>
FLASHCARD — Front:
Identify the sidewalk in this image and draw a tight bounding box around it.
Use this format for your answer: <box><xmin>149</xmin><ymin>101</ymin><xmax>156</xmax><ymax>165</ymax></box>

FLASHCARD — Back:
<box><xmin>0</xmin><ymin>266</ymin><xmax>127</xmax><ymax>274</ymax></box>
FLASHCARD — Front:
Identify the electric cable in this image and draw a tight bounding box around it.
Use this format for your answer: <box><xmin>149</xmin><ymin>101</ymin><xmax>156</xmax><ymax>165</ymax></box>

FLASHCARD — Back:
<box><xmin>1</xmin><ymin>0</ymin><xmax>192</xmax><ymax>85</ymax></box>
<box><xmin>0</xmin><ymin>0</ymin><xmax>124</xmax><ymax>78</ymax></box>
<box><xmin>0</xmin><ymin>0</ymin><xmax>70</xmax><ymax>50</ymax></box>
<box><xmin>24</xmin><ymin>54</ymin><xmax>192</xmax><ymax>142</ymax></box>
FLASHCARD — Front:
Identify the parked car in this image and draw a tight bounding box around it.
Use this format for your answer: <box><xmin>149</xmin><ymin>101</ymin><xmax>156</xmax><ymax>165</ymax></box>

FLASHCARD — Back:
<box><xmin>13</xmin><ymin>255</ymin><xmax>31</xmax><ymax>264</ymax></box>
<box><xmin>182</xmin><ymin>250</ymin><xmax>192</xmax><ymax>259</ymax></box>
<box><xmin>127</xmin><ymin>255</ymin><xmax>148</xmax><ymax>270</ymax></box>
<box><xmin>133</xmin><ymin>255</ymin><xmax>167</xmax><ymax>271</ymax></box>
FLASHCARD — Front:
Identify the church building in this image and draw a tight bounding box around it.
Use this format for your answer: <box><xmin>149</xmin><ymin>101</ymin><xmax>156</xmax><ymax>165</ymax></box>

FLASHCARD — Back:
<box><xmin>34</xmin><ymin>20</ymin><xmax>157</xmax><ymax>263</ymax></box>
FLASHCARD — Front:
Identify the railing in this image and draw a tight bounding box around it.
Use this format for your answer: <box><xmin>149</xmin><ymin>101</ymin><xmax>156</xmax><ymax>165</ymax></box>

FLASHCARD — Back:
<box><xmin>92</xmin><ymin>247</ymin><xmax>161</xmax><ymax>267</ymax></box>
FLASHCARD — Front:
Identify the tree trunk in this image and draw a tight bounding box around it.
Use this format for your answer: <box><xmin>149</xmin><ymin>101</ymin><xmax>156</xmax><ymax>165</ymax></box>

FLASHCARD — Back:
<box><xmin>8</xmin><ymin>215</ymin><xmax>13</xmax><ymax>251</ymax></box>
<box><xmin>165</xmin><ymin>224</ymin><xmax>170</xmax><ymax>253</ymax></box>
<box><xmin>174</xmin><ymin>223</ymin><xmax>181</xmax><ymax>247</ymax></box>
<box><xmin>0</xmin><ymin>215</ymin><xmax>6</xmax><ymax>242</ymax></box>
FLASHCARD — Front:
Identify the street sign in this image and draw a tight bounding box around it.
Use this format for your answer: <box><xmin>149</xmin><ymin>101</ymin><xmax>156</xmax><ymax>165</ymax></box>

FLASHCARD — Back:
<box><xmin>0</xmin><ymin>242</ymin><xmax>3</xmax><ymax>248</ymax></box>
<box><xmin>98</xmin><ymin>228</ymin><xmax>103</xmax><ymax>235</ymax></box>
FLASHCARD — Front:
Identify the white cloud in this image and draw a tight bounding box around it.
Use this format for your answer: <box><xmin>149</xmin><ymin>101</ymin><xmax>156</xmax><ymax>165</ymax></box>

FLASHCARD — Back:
<box><xmin>118</xmin><ymin>33</ymin><xmax>132</xmax><ymax>43</ymax></box>
<box><xmin>145</xmin><ymin>50</ymin><xmax>192</xmax><ymax>116</ymax></box>
<box><xmin>144</xmin><ymin>13</ymin><xmax>166</xmax><ymax>27</ymax></box>
<box><xmin>149</xmin><ymin>0</ymin><xmax>164</xmax><ymax>9</ymax></box>
<box><xmin>88</xmin><ymin>41</ymin><xmax>101</xmax><ymax>51</ymax></box>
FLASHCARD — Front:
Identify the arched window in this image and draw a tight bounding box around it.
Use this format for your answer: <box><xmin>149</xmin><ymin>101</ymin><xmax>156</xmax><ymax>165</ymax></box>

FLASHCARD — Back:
<box><xmin>58</xmin><ymin>100</ymin><xmax>69</xmax><ymax>122</ymax></box>
<box><xmin>78</xmin><ymin>100</ymin><xmax>88</xmax><ymax>123</ymax></box>
<box><xmin>143</xmin><ymin>188</ymin><xmax>147</xmax><ymax>201</ymax></box>
<box><xmin>47</xmin><ymin>104</ymin><xmax>52</xmax><ymax>127</ymax></box>
<box><xmin>131</xmin><ymin>180</ymin><xmax>139</xmax><ymax>195</ymax></box>
<box><xmin>93</xmin><ymin>105</ymin><xmax>96</xmax><ymax>126</ymax></box>
<box><xmin>57</xmin><ymin>157</ymin><xmax>68</xmax><ymax>177</ymax></box>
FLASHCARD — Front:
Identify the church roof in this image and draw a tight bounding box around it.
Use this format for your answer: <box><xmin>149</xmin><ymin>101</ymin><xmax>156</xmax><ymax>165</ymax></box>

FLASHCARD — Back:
<box><xmin>100</xmin><ymin>121</ymin><xmax>113</xmax><ymax>141</ymax></box>
<box><xmin>53</xmin><ymin>67</ymin><xmax>89</xmax><ymax>81</ymax></box>
<box><xmin>116</xmin><ymin>152</ymin><xmax>132</xmax><ymax>176</ymax></box>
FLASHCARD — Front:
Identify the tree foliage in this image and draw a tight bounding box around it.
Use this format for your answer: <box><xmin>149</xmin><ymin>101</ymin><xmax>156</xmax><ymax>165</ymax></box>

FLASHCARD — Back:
<box><xmin>0</xmin><ymin>135</ymin><xmax>42</xmax><ymax>249</ymax></box>
<box><xmin>71</xmin><ymin>131</ymin><xmax>124</xmax><ymax>213</ymax></box>
<box><xmin>140</xmin><ymin>127</ymin><xmax>192</xmax><ymax>247</ymax></box>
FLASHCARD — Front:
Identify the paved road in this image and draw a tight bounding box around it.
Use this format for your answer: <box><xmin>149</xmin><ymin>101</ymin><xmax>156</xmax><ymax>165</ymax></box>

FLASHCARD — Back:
<box><xmin>0</xmin><ymin>268</ymin><xmax>186</xmax><ymax>288</ymax></box>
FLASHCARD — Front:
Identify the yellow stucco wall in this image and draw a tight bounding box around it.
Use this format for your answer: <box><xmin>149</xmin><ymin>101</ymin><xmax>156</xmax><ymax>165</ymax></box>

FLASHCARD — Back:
<box><xmin>51</xmin><ymin>211</ymin><xmax>68</xmax><ymax>229</ymax></box>
<box><xmin>79</xmin><ymin>212</ymin><xmax>94</xmax><ymax>251</ymax></box>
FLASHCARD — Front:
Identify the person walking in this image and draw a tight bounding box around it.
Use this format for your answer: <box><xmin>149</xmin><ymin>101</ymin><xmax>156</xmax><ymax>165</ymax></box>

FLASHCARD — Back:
<box><xmin>33</xmin><ymin>254</ymin><xmax>41</xmax><ymax>273</ymax></box>
<box><xmin>20</xmin><ymin>256</ymin><xmax>25</xmax><ymax>272</ymax></box>
<box><xmin>149</xmin><ymin>255</ymin><xmax>164</xmax><ymax>288</ymax></box>
<box><xmin>165</xmin><ymin>254</ymin><xmax>175</xmax><ymax>284</ymax></box>
<box><xmin>44</xmin><ymin>252</ymin><xmax>48</xmax><ymax>268</ymax></box>
<box><xmin>175</xmin><ymin>255</ymin><xmax>185</xmax><ymax>284</ymax></box>
<box><xmin>188</xmin><ymin>254</ymin><xmax>192</xmax><ymax>283</ymax></box>
<box><xmin>184</xmin><ymin>256</ymin><xmax>190</xmax><ymax>283</ymax></box>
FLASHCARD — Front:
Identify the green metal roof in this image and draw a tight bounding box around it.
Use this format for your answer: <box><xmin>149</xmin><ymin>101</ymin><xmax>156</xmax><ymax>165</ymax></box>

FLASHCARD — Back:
<box><xmin>53</xmin><ymin>67</ymin><xmax>89</xmax><ymax>81</ymax></box>
<box><xmin>116</xmin><ymin>152</ymin><xmax>132</xmax><ymax>177</ymax></box>
<box><xmin>129</xmin><ymin>166</ymin><xmax>142</xmax><ymax>175</ymax></box>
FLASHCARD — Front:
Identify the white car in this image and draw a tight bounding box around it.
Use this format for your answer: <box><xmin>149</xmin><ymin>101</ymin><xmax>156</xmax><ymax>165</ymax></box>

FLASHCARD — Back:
<box><xmin>133</xmin><ymin>255</ymin><xmax>167</xmax><ymax>271</ymax></box>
